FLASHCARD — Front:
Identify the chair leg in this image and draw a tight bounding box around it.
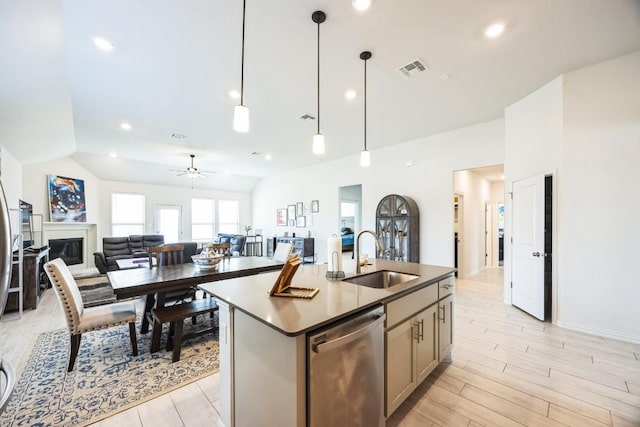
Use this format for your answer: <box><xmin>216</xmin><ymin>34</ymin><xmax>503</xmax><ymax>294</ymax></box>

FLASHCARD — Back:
<box><xmin>68</xmin><ymin>333</ymin><xmax>82</xmax><ymax>372</ymax></box>
<box><xmin>129</xmin><ymin>322</ymin><xmax>139</xmax><ymax>356</ymax></box>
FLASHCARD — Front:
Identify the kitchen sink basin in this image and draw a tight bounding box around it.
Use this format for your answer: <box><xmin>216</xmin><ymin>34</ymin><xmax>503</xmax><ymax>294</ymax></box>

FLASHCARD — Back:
<box><xmin>342</xmin><ymin>270</ymin><xmax>420</xmax><ymax>289</ymax></box>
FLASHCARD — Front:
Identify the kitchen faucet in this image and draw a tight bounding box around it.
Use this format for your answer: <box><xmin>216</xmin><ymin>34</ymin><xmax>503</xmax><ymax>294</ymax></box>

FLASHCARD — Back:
<box><xmin>355</xmin><ymin>230</ymin><xmax>384</xmax><ymax>274</ymax></box>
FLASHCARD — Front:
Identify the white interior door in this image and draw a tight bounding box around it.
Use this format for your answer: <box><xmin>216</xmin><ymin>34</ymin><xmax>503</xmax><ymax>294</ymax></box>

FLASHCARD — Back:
<box><xmin>511</xmin><ymin>175</ymin><xmax>545</xmax><ymax>320</ymax></box>
<box><xmin>155</xmin><ymin>204</ymin><xmax>182</xmax><ymax>244</ymax></box>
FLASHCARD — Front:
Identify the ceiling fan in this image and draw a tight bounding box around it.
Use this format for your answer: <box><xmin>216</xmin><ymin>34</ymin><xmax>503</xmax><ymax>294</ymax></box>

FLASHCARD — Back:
<box><xmin>169</xmin><ymin>154</ymin><xmax>215</xmax><ymax>179</ymax></box>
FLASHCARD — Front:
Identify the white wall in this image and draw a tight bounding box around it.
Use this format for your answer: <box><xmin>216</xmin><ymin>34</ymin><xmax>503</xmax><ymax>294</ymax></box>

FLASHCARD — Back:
<box><xmin>96</xmin><ymin>180</ymin><xmax>252</xmax><ymax>248</ymax></box>
<box><xmin>253</xmin><ymin>119</ymin><xmax>505</xmax><ymax>268</ymax></box>
<box><xmin>453</xmin><ymin>170</ymin><xmax>491</xmax><ymax>278</ymax></box>
<box><xmin>505</xmin><ymin>50</ymin><xmax>640</xmax><ymax>343</ymax></box>
<box><xmin>559</xmin><ymin>50</ymin><xmax>640</xmax><ymax>342</ymax></box>
<box><xmin>0</xmin><ymin>146</ymin><xmax>23</xmax><ymax>212</ymax></box>
<box><xmin>21</xmin><ymin>156</ymin><xmax>252</xmax><ymax>252</ymax></box>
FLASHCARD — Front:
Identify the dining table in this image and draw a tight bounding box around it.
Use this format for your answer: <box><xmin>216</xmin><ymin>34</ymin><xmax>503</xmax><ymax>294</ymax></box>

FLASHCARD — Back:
<box><xmin>107</xmin><ymin>256</ymin><xmax>284</xmax><ymax>334</ymax></box>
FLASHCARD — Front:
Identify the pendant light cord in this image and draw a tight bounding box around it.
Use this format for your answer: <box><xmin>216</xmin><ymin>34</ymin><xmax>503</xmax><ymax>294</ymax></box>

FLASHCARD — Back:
<box><xmin>240</xmin><ymin>0</ymin><xmax>246</xmax><ymax>106</ymax></box>
<box><xmin>364</xmin><ymin>57</ymin><xmax>367</xmax><ymax>151</ymax></box>
<box><xmin>316</xmin><ymin>21</ymin><xmax>320</xmax><ymax>134</ymax></box>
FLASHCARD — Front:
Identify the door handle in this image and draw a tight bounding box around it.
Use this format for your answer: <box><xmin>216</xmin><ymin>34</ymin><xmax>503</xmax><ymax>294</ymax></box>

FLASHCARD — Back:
<box><xmin>532</xmin><ymin>251</ymin><xmax>541</xmax><ymax>257</ymax></box>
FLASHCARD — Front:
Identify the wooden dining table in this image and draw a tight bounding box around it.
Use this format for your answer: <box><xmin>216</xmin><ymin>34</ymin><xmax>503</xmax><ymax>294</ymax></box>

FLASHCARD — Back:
<box><xmin>107</xmin><ymin>256</ymin><xmax>284</xmax><ymax>334</ymax></box>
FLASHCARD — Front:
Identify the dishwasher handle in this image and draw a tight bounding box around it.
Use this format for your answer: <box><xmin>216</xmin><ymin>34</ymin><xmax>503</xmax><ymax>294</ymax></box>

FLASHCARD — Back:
<box><xmin>312</xmin><ymin>313</ymin><xmax>386</xmax><ymax>354</ymax></box>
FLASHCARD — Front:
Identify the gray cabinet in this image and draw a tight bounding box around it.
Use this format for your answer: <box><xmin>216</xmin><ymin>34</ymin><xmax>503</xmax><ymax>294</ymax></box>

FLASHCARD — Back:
<box><xmin>276</xmin><ymin>237</ymin><xmax>314</xmax><ymax>263</ymax></box>
<box><xmin>375</xmin><ymin>194</ymin><xmax>419</xmax><ymax>262</ymax></box>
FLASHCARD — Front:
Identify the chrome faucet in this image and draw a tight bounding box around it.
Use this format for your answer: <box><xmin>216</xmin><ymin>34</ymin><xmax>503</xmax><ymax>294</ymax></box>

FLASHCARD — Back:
<box><xmin>355</xmin><ymin>230</ymin><xmax>384</xmax><ymax>274</ymax></box>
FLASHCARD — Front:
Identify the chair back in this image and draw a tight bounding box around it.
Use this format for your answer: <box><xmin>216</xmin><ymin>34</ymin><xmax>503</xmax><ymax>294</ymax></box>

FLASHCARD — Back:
<box><xmin>148</xmin><ymin>244</ymin><xmax>184</xmax><ymax>267</ymax></box>
<box><xmin>44</xmin><ymin>258</ymin><xmax>84</xmax><ymax>335</ymax></box>
<box><xmin>273</xmin><ymin>242</ymin><xmax>293</xmax><ymax>262</ymax></box>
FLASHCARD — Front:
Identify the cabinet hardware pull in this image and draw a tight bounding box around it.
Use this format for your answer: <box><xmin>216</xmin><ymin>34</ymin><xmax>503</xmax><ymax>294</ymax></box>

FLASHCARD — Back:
<box><xmin>439</xmin><ymin>304</ymin><xmax>445</xmax><ymax>322</ymax></box>
<box><xmin>441</xmin><ymin>284</ymin><xmax>452</xmax><ymax>289</ymax></box>
<box><xmin>413</xmin><ymin>321</ymin><xmax>420</xmax><ymax>342</ymax></box>
<box><xmin>419</xmin><ymin>319</ymin><xmax>424</xmax><ymax>341</ymax></box>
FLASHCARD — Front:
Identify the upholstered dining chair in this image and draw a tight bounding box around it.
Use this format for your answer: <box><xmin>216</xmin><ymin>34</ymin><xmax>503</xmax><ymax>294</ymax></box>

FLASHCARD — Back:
<box><xmin>44</xmin><ymin>258</ymin><xmax>138</xmax><ymax>372</ymax></box>
<box><xmin>273</xmin><ymin>242</ymin><xmax>293</xmax><ymax>262</ymax></box>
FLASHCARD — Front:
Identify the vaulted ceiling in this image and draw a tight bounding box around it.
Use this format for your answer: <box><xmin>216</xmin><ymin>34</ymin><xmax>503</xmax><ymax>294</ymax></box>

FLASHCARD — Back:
<box><xmin>1</xmin><ymin>0</ymin><xmax>639</xmax><ymax>192</ymax></box>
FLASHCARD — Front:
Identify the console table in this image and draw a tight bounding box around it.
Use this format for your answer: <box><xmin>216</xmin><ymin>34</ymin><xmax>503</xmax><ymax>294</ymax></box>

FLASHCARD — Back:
<box><xmin>5</xmin><ymin>247</ymin><xmax>50</xmax><ymax>311</ymax></box>
<box><xmin>244</xmin><ymin>235</ymin><xmax>263</xmax><ymax>257</ymax></box>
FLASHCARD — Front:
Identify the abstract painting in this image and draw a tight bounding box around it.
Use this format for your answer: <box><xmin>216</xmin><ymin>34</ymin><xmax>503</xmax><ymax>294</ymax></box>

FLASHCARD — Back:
<box><xmin>48</xmin><ymin>174</ymin><xmax>87</xmax><ymax>222</ymax></box>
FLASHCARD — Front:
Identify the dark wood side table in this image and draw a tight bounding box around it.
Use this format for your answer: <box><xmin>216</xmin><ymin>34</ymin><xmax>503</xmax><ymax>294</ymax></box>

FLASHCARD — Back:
<box><xmin>5</xmin><ymin>247</ymin><xmax>50</xmax><ymax>311</ymax></box>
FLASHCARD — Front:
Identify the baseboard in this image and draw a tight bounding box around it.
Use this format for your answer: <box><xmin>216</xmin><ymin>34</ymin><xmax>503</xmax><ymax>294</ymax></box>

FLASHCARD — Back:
<box><xmin>556</xmin><ymin>321</ymin><xmax>640</xmax><ymax>345</ymax></box>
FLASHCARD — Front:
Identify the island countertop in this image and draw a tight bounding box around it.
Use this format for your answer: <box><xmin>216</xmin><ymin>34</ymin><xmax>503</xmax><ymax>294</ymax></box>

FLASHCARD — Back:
<box><xmin>198</xmin><ymin>259</ymin><xmax>455</xmax><ymax>336</ymax></box>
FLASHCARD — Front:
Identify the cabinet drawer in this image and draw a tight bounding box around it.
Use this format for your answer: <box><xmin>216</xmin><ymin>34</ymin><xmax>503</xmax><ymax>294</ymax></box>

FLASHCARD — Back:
<box><xmin>438</xmin><ymin>276</ymin><xmax>454</xmax><ymax>299</ymax></box>
<box><xmin>386</xmin><ymin>284</ymin><xmax>438</xmax><ymax>328</ymax></box>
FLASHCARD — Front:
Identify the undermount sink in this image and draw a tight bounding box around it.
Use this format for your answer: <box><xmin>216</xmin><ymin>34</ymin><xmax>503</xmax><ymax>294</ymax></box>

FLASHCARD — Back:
<box><xmin>342</xmin><ymin>270</ymin><xmax>420</xmax><ymax>289</ymax></box>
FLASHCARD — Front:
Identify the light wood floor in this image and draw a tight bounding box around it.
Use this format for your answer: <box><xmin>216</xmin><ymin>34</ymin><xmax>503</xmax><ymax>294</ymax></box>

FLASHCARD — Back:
<box><xmin>2</xmin><ymin>268</ymin><xmax>639</xmax><ymax>426</ymax></box>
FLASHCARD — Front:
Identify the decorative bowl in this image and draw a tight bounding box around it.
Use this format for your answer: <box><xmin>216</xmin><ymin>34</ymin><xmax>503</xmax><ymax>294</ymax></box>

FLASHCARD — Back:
<box><xmin>191</xmin><ymin>253</ymin><xmax>225</xmax><ymax>270</ymax></box>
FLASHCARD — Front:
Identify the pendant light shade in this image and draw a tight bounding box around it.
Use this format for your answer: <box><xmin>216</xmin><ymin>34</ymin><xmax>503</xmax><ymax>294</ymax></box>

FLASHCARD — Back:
<box><xmin>234</xmin><ymin>0</ymin><xmax>249</xmax><ymax>133</ymax></box>
<box><xmin>313</xmin><ymin>133</ymin><xmax>325</xmax><ymax>155</ymax></box>
<box><xmin>360</xmin><ymin>51</ymin><xmax>372</xmax><ymax>167</ymax></box>
<box><xmin>312</xmin><ymin>11</ymin><xmax>326</xmax><ymax>155</ymax></box>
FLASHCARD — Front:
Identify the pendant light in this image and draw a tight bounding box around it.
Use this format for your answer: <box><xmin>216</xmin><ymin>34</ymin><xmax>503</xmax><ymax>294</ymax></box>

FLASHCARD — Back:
<box><xmin>312</xmin><ymin>11</ymin><xmax>326</xmax><ymax>155</ymax></box>
<box><xmin>233</xmin><ymin>0</ymin><xmax>249</xmax><ymax>132</ymax></box>
<box><xmin>360</xmin><ymin>51</ymin><xmax>372</xmax><ymax>167</ymax></box>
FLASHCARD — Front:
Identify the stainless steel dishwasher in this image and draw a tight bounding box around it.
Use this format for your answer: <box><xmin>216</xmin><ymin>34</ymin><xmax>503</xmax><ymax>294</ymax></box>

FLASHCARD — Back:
<box><xmin>307</xmin><ymin>306</ymin><xmax>385</xmax><ymax>427</ymax></box>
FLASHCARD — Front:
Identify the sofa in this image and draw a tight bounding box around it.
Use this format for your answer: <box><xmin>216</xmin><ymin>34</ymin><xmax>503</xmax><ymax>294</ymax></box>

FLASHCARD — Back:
<box><xmin>214</xmin><ymin>233</ymin><xmax>247</xmax><ymax>255</ymax></box>
<box><xmin>94</xmin><ymin>235</ymin><xmax>165</xmax><ymax>274</ymax></box>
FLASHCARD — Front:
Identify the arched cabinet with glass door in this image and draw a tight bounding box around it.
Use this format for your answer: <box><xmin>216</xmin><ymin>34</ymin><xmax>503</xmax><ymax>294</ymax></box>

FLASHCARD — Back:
<box><xmin>375</xmin><ymin>194</ymin><xmax>419</xmax><ymax>262</ymax></box>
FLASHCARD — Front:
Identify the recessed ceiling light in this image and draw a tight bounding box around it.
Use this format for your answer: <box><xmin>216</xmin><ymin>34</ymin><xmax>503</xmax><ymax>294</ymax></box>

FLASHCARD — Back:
<box><xmin>484</xmin><ymin>22</ymin><xmax>505</xmax><ymax>39</ymax></box>
<box><xmin>119</xmin><ymin>122</ymin><xmax>132</xmax><ymax>131</ymax></box>
<box><xmin>352</xmin><ymin>0</ymin><xmax>373</xmax><ymax>11</ymax></box>
<box><xmin>265</xmin><ymin>154</ymin><xmax>272</xmax><ymax>160</ymax></box>
<box><xmin>440</xmin><ymin>73</ymin><xmax>451</xmax><ymax>81</ymax></box>
<box><xmin>92</xmin><ymin>36</ymin><xmax>115</xmax><ymax>52</ymax></box>
<box><xmin>228</xmin><ymin>90</ymin><xmax>240</xmax><ymax>99</ymax></box>
<box><xmin>345</xmin><ymin>90</ymin><xmax>357</xmax><ymax>100</ymax></box>
<box><xmin>109</xmin><ymin>152</ymin><xmax>117</xmax><ymax>158</ymax></box>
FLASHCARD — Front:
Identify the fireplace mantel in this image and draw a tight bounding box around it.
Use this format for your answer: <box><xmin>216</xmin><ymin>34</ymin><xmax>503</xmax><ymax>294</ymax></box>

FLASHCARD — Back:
<box><xmin>43</xmin><ymin>222</ymin><xmax>97</xmax><ymax>272</ymax></box>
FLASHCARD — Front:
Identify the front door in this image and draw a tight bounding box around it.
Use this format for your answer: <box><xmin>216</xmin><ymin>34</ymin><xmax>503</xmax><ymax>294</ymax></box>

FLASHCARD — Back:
<box><xmin>511</xmin><ymin>175</ymin><xmax>545</xmax><ymax>320</ymax></box>
<box><xmin>155</xmin><ymin>204</ymin><xmax>182</xmax><ymax>244</ymax></box>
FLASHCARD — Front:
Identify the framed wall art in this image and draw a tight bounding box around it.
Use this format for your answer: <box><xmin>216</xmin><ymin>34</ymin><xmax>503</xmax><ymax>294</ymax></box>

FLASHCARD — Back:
<box><xmin>296</xmin><ymin>216</ymin><xmax>306</xmax><ymax>228</ymax></box>
<box><xmin>311</xmin><ymin>200</ymin><xmax>319</xmax><ymax>213</ymax></box>
<box><xmin>287</xmin><ymin>204</ymin><xmax>296</xmax><ymax>222</ymax></box>
<box><xmin>48</xmin><ymin>174</ymin><xmax>87</xmax><ymax>222</ymax></box>
<box><xmin>296</xmin><ymin>202</ymin><xmax>304</xmax><ymax>217</ymax></box>
<box><xmin>277</xmin><ymin>208</ymin><xmax>287</xmax><ymax>226</ymax></box>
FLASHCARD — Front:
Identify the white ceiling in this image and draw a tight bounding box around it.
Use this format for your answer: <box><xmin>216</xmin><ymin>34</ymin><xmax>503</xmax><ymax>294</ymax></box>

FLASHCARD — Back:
<box><xmin>1</xmin><ymin>0</ymin><xmax>639</xmax><ymax>192</ymax></box>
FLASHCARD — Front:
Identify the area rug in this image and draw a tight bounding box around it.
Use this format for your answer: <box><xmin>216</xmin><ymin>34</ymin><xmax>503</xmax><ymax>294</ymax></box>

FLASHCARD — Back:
<box><xmin>0</xmin><ymin>317</ymin><xmax>219</xmax><ymax>427</ymax></box>
<box><xmin>75</xmin><ymin>275</ymin><xmax>117</xmax><ymax>307</ymax></box>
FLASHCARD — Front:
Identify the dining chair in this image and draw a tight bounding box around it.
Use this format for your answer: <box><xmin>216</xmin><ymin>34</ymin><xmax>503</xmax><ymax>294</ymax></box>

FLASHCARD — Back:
<box><xmin>273</xmin><ymin>242</ymin><xmax>293</xmax><ymax>262</ymax></box>
<box><xmin>148</xmin><ymin>244</ymin><xmax>184</xmax><ymax>266</ymax></box>
<box><xmin>44</xmin><ymin>258</ymin><xmax>138</xmax><ymax>372</ymax></box>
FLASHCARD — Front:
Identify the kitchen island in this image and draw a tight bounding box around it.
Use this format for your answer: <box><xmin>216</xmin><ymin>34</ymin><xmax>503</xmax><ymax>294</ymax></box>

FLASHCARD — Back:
<box><xmin>199</xmin><ymin>259</ymin><xmax>455</xmax><ymax>427</ymax></box>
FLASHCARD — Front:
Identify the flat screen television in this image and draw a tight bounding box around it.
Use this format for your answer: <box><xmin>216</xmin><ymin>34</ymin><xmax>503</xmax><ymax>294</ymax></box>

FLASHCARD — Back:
<box><xmin>18</xmin><ymin>199</ymin><xmax>33</xmax><ymax>248</ymax></box>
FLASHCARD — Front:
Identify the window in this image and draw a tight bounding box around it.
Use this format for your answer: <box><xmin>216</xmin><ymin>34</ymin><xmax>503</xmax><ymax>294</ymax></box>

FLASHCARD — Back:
<box><xmin>112</xmin><ymin>193</ymin><xmax>145</xmax><ymax>236</ymax></box>
<box><xmin>192</xmin><ymin>198</ymin><xmax>215</xmax><ymax>242</ymax></box>
<box><xmin>218</xmin><ymin>200</ymin><xmax>239</xmax><ymax>234</ymax></box>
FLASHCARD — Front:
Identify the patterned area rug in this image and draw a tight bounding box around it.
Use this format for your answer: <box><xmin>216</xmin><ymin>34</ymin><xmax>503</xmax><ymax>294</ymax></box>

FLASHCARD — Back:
<box><xmin>0</xmin><ymin>317</ymin><xmax>219</xmax><ymax>426</ymax></box>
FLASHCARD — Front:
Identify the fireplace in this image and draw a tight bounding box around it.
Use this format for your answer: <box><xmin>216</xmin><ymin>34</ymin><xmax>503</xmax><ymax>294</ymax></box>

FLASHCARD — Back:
<box><xmin>49</xmin><ymin>238</ymin><xmax>83</xmax><ymax>266</ymax></box>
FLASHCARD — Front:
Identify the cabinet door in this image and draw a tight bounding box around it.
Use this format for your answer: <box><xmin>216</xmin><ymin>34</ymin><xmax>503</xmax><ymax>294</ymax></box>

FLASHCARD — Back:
<box><xmin>439</xmin><ymin>295</ymin><xmax>454</xmax><ymax>361</ymax></box>
<box><xmin>416</xmin><ymin>304</ymin><xmax>438</xmax><ymax>383</ymax></box>
<box><xmin>385</xmin><ymin>318</ymin><xmax>417</xmax><ymax>417</ymax></box>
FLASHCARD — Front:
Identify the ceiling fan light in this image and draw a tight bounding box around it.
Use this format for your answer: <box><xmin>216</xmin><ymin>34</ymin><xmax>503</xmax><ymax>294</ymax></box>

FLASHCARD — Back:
<box><xmin>313</xmin><ymin>133</ymin><xmax>325</xmax><ymax>155</ymax></box>
<box><xmin>352</xmin><ymin>0</ymin><xmax>373</xmax><ymax>11</ymax></box>
<box><xmin>360</xmin><ymin>149</ymin><xmax>371</xmax><ymax>167</ymax></box>
<box><xmin>233</xmin><ymin>105</ymin><xmax>250</xmax><ymax>133</ymax></box>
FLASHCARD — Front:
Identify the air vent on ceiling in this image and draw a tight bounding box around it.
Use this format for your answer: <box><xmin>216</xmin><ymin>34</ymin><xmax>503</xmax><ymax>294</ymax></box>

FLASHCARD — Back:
<box><xmin>171</xmin><ymin>133</ymin><xmax>187</xmax><ymax>140</ymax></box>
<box><xmin>398</xmin><ymin>59</ymin><xmax>429</xmax><ymax>77</ymax></box>
<box><xmin>298</xmin><ymin>114</ymin><xmax>316</xmax><ymax>121</ymax></box>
